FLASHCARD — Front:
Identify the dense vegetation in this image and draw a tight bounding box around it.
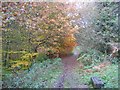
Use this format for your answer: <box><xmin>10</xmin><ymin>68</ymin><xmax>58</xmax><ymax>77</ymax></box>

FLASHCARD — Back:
<box><xmin>3</xmin><ymin>58</ymin><xmax>63</xmax><ymax>88</ymax></box>
<box><xmin>76</xmin><ymin>46</ymin><xmax>118</xmax><ymax>88</ymax></box>
<box><xmin>1</xmin><ymin>1</ymin><xmax>119</xmax><ymax>89</ymax></box>
<box><xmin>2</xmin><ymin>2</ymin><xmax>77</xmax><ymax>70</ymax></box>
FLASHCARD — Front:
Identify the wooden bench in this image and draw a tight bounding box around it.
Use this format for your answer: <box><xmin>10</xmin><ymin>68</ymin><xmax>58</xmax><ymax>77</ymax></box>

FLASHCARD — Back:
<box><xmin>91</xmin><ymin>76</ymin><xmax>104</xmax><ymax>89</ymax></box>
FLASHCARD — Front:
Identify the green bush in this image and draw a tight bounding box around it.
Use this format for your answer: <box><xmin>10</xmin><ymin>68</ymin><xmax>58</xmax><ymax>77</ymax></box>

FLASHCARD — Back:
<box><xmin>77</xmin><ymin>47</ymin><xmax>104</xmax><ymax>66</ymax></box>
<box><xmin>110</xmin><ymin>57</ymin><xmax>119</xmax><ymax>64</ymax></box>
<box><xmin>35</xmin><ymin>53</ymin><xmax>48</xmax><ymax>62</ymax></box>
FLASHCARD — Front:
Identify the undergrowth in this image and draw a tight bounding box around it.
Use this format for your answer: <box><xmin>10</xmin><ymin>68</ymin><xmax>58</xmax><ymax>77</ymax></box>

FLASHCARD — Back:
<box><xmin>76</xmin><ymin>46</ymin><xmax>118</xmax><ymax>88</ymax></box>
<box><xmin>77</xmin><ymin>47</ymin><xmax>105</xmax><ymax>66</ymax></box>
<box><xmin>2</xmin><ymin>58</ymin><xmax>63</xmax><ymax>88</ymax></box>
<box><xmin>78</xmin><ymin>64</ymin><xmax>118</xmax><ymax>88</ymax></box>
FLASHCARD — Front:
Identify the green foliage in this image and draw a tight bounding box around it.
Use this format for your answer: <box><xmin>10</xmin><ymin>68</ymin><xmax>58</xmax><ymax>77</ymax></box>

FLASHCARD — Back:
<box><xmin>35</xmin><ymin>53</ymin><xmax>48</xmax><ymax>62</ymax></box>
<box><xmin>96</xmin><ymin>2</ymin><xmax>119</xmax><ymax>42</ymax></box>
<box><xmin>109</xmin><ymin>57</ymin><xmax>119</xmax><ymax>64</ymax></box>
<box><xmin>75</xmin><ymin>46</ymin><xmax>118</xmax><ymax>88</ymax></box>
<box><xmin>3</xmin><ymin>58</ymin><xmax>63</xmax><ymax>88</ymax></box>
<box><xmin>2</xmin><ymin>21</ymin><xmax>31</xmax><ymax>67</ymax></box>
<box><xmin>2</xmin><ymin>2</ymin><xmax>119</xmax><ymax>88</ymax></box>
<box><xmin>102</xmin><ymin>65</ymin><xmax>118</xmax><ymax>88</ymax></box>
<box><xmin>79</xmin><ymin>64</ymin><xmax>118</xmax><ymax>88</ymax></box>
<box><xmin>77</xmin><ymin>47</ymin><xmax>104</xmax><ymax>66</ymax></box>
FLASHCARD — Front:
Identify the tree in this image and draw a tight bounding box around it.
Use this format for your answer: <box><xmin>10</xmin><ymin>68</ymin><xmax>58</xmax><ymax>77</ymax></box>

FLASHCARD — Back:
<box><xmin>2</xmin><ymin>2</ymin><xmax>77</xmax><ymax>61</ymax></box>
<box><xmin>93</xmin><ymin>2</ymin><xmax>119</xmax><ymax>53</ymax></box>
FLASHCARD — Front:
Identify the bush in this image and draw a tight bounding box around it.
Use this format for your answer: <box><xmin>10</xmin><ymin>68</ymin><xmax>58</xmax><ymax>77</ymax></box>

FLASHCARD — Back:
<box><xmin>77</xmin><ymin>47</ymin><xmax>104</xmax><ymax>66</ymax></box>
<box><xmin>35</xmin><ymin>53</ymin><xmax>48</xmax><ymax>62</ymax></box>
<box><xmin>21</xmin><ymin>53</ymin><xmax>38</xmax><ymax>61</ymax></box>
<box><xmin>96</xmin><ymin>42</ymin><xmax>111</xmax><ymax>54</ymax></box>
<box><xmin>109</xmin><ymin>57</ymin><xmax>119</xmax><ymax>64</ymax></box>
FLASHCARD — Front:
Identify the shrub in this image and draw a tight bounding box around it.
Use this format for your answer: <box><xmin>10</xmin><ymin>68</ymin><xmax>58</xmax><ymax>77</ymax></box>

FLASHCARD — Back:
<box><xmin>77</xmin><ymin>47</ymin><xmax>104</xmax><ymax>66</ymax></box>
<box><xmin>21</xmin><ymin>53</ymin><xmax>38</xmax><ymax>61</ymax></box>
<box><xmin>35</xmin><ymin>53</ymin><xmax>48</xmax><ymax>62</ymax></box>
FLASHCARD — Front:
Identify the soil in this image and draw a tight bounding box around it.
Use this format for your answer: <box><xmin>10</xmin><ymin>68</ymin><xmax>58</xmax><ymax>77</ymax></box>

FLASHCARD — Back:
<box><xmin>53</xmin><ymin>54</ymin><xmax>88</xmax><ymax>88</ymax></box>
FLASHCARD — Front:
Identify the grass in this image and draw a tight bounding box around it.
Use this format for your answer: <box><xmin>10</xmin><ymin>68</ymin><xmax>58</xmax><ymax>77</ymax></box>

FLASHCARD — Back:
<box><xmin>77</xmin><ymin>63</ymin><xmax>118</xmax><ymax>88</ymax></box>
<box><xmin>76</xmin><ymin>46</ymin><xmax>118</xmax><ymax>88</ymax></box>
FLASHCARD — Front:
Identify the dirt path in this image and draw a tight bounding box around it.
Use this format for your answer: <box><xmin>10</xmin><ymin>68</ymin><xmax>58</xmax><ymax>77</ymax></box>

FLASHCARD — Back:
<box><xmin>53</xmin><ymin>55</ymin><xmax>88</xmax><ymax>88</ymax></box>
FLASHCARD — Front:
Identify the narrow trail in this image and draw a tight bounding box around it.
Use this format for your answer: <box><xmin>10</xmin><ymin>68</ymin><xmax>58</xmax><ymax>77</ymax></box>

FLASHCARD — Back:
<box><xmin>53</xmin><ymin>54</ymin><xmax>88</xmax><ymax>88</ymax></box>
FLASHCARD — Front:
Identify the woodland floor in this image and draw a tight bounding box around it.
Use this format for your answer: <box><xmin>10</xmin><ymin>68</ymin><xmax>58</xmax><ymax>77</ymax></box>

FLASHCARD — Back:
<box><xmin>53</xmin><ymin>55</ymin><xmax>88</xmax><ymax>88</ymax></box>
<box><xmin>2</xmin><ymin>52</ymin><xmax>118</xmax><ymax>88</ymax></box>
